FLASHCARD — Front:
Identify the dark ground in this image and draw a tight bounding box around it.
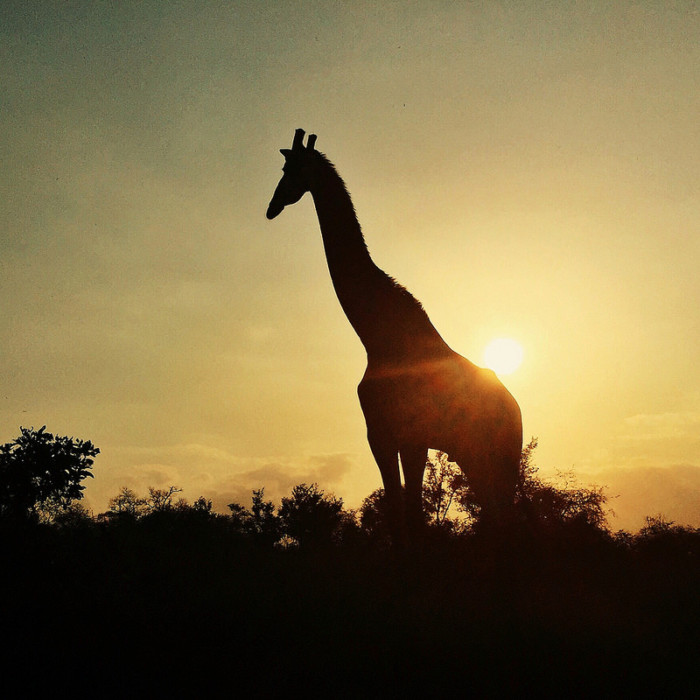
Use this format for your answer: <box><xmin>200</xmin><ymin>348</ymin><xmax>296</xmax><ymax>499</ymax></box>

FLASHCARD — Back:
<box><xmin>2</xmin><ymin>520</ymin><xmax>698</xmax><ymax>698</ymax></box>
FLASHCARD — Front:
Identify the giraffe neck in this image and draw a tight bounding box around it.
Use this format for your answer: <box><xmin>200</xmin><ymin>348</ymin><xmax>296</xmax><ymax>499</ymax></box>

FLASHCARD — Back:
<box><xmin>310</xmin><ymin>156</ymin><xmax>451</xmax><ymax>363</ymax></box>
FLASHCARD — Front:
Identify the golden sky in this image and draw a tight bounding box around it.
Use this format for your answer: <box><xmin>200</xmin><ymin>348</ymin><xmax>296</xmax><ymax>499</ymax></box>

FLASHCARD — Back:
<box><xmin>2</xmin><ymin>1</ymin><xmax>699</xmax><ymax>530</ymax></box>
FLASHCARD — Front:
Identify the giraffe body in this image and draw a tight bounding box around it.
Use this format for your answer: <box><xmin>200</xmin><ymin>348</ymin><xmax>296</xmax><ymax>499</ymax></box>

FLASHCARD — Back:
<box><xmin>267</xmin><ymin>129</ymin><xmax>522</xmax><ymax>540</ymax></box>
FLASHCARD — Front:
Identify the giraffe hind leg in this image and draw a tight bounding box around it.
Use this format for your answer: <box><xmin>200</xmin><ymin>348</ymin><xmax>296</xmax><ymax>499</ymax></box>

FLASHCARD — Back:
<box><xmin>400</xmin><ymin>446</ymin><xmax>428</xmax><ymax>537</ymax></box>
<box><xmin>468</xmin><ymin>456</ymin><xmax>520</xmax><ymax>533</ymax></box>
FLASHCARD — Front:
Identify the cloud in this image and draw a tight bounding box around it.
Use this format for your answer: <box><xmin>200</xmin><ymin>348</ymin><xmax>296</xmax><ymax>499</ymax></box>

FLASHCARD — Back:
<box><xmin>603</xmin><ymin>412</ymin><xmax>700</xmax><ymax>473</ymax></box>
<box><xmin>585</xmin><ymin>463</ymin><xmax>700</xmax><ymax>532</ymax></box>
<box><xmin>620</xmin><ymin>412</ymin><xmax>700</xmax><ymax>442</ymax></box>
<box><xmin>209</xmin><ymin>453</ymin><xmax>355</xmax><ymax>511</ymax></box>
<box><xmin>87</xmin><ymin>442</ymin><xmax>357</xmax><ymax>516</ymax></box>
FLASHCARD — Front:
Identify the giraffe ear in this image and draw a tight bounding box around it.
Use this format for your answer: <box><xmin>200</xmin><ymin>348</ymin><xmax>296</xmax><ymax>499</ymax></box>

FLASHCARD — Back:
<box><xmin>280</xmin><ymin>149</ymin><xmax>293</xmax><ymax>159</ymax></box>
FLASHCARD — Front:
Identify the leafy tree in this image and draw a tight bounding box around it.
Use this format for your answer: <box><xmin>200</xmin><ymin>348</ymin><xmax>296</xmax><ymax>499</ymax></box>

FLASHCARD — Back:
<box><xmin>359</xmin><ymin>487</ymin><xmax>398</xmax><ymax>545</ymax></box>
<box><xmin>145</xmin><ymin>486</ymin><xmax>183</xmax><ymax>513</ymax></box>
<box><xmin>102</xmin><ymin>485</ymin><xmax>215</xmax><ymax>526</ymax></box>
<box><xmin>517</xmin><ymin>436</ymin><xmax>539</xmax><ymax>497</ymax></box>
<box><xmin>187</xmin><ymin>496</ymin><xmax>214</xmax><ymax>516</ymax></box>
<box><xmin>279</xmin><ymin>483</ymin><xmax>345</xmax><ymax>547</ymax></box>
<box><xmin>227</xmin><ymin>501</ymin><xmax>249</xmax><ymax>531</ymax></box>
<box><xmin>0</xmin><ymin>426</ymin><xmax>98</xmax><ymax>522</ymax></box>
<box><xmin>418</xmin><ymin>438</ymin><xmax>609</xmax><ymax>532</ymax></box>
<box><xmin>360</xmin><ymin>459</ymin><xmax>466</xmax><ymax>541</ymax></box>
<box><xmin>51</xmin><ymin>501</ymin><xmax>94</xmax><ymax>528</ymax></box>
<box><xmin>518</xmin><ymin>438</ymin><xmax>609</xmax><ymax>529</ymax></box>
<box><xmin>334</xmin><ymin>506</ymin><xmax>362</xmax><ymax>544</ymax></box>
<box><xmin>638</xmin><ymin>514</ymin><xmax>677</xmax><ymax>538</ymax></box>
<box><xmin>525</xmin><ymin>471</ymin><xmax>608</xmax><ymax>529</ymax></box>
<box><xmin>449</xmin><ymin>437</ymin><xmax>610</xmax><ymax>531</ymax></box>
<box><xmin>359</xmin><ymin>488</ymin><xmax>387</xmax><ymax>534</ymax></box>
<box><xmin>422</xmin><ymin>451</ymin><xmax>461</xmax><ymax>528</ymax></box>
<box><xmin>249</xmin><ymin>488</ymin><xmax>281</xmax><ymax>541</ymax></box>
<box><xmin>103</xmin><ymin>486</ymin><xmax>147</xmax><ymax>521</ymax></box>
<box><xmin>633</xmin><ymin>515</ymin><xmax>700</xmax><ymax>557</ymax></box>
<box><xmin>40</xmin><ymin>499</ymin><xmax>93</xmax><ymax>527</ymax></box>
<box><xmin>228</xmin><ymin>488</ymin><xmax>282</xmax><ymax>546</ymax></box>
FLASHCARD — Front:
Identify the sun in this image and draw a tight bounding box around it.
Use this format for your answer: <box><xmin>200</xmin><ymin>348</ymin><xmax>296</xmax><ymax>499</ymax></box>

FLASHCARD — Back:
<box><xmin>482</xmin><ymin>338</ymin><xmax>524</xmax><ymax>376</ymax></box>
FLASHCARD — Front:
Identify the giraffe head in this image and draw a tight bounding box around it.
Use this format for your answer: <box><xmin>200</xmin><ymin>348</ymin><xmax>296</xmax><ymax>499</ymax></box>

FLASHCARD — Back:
<box><xmin>266</xmin><ymin>128</ymin><xmax>318</xmax><ymax>220</ymax></box>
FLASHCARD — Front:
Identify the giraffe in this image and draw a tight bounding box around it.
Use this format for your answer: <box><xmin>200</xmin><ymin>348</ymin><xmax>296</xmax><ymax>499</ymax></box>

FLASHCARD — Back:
<box><xmin>266</xmin><ymin>129</ymin><xmax>523</xmax><ymax>541</ymax></box>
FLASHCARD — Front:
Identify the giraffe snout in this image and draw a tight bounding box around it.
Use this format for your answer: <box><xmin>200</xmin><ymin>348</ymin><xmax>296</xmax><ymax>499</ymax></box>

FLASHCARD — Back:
<box><xmin>266</xmin><ymin>201</ymin><xmax>284</xmax><ymax>219</ymax></box>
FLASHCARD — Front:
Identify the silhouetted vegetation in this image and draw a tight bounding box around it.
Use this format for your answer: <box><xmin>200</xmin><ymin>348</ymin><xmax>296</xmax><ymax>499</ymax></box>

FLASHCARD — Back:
<box><xmin>0</xmin><ymin>426</ymin><xmax>97</xmax><ymax>522</ymax></box>
<box><xmin>0</xmin><ymin>429</ymin><xmax>697</xmax><ymax>695</ymax></box>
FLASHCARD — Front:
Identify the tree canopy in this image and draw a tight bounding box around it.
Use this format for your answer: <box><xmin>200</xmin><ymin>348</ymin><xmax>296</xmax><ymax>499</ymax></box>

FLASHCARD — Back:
<box><xmin>280</xmin><ymin>483</ymin><xmax>346</xmax><ymax>546</ymax></box>
<box><xmin>0</xmin><ymin>426</ymin><xmax>98</xmax><ymax>522</ymax></box>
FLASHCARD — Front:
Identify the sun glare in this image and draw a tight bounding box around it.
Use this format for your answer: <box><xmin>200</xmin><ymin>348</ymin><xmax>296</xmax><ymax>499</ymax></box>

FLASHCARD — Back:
<box><xmin>482</xmin><ymin>338</ymin><xmax>524</xmax><ymax>376</ymax></box>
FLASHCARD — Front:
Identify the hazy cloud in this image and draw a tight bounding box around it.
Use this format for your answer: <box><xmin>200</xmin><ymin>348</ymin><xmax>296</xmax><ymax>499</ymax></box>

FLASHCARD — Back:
<box><xmin>209</xmin><ymin>452</ymin><xmax>355</xmax><ymax>511</ymax></box>
<box><xmin>621</xmin><ymin>412</ymin><xmax>700</xmax><ymax>442</ymax></box>
<box><xmin>585</xmin><ymin>463</ymin><xmax>700</xmax><ymax>532</ymax></box>
<box><xmin>86</xmin><ymin>442</ymin><xmax>357</xmax><ymax>515</ymax></box>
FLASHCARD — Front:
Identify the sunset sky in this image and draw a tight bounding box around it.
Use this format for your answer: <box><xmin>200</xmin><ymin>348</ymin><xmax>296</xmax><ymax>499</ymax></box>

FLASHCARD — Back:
<box><xmin>2</xmin><ymin>1</ymin><xmax>699</xmax><ymax>530</ymax></box>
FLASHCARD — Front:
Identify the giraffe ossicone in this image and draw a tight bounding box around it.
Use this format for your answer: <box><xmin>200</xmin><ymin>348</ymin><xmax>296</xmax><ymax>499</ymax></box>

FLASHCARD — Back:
<box><xmin>266</xmin><ymin>128</ymin><xmax>523</xmax><ymax>542</ymax></box>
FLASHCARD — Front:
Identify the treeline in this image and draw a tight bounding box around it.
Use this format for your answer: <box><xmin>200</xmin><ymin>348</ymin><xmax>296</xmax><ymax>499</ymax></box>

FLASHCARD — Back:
<box><xmin>30</xmin><ymin>473</ymin><xmax>700</xmax><ymax>556</ymax></box>
<box><xmin>2</xmin><ymin>427</ymin><xmax>697</xmax><ymax>547</ymax></box>
<box><xmin>1</xmin><ymin>427</ymin><xmax>698</xmax><ymax>696</ymax></box>
<box><xmin>1</xmin><ymin>426</ymin><xmax>699</xmax><ymax>548</ymax></box>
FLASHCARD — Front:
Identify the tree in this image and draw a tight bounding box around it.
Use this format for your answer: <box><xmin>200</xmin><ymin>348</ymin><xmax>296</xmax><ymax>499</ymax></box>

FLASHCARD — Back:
<box><xmin>449</xmin><ymin>437</ymin><xmax>610</xmax><ymax>531</ymax></box>
<box><xmin>518</xmin><ymin>438</ymin><xmax>610</xmax><ymax>529</ymax></box>
<box><xmin>526</xmin><ymin>471</ymin><xmax>608</xmax><ymax>529</ymax></box>
<box><xmin>359</xmin><ymin>488</ymin><xmax>395</xmax><ymax>544</ymax></box>
<box><xmin>187</xmin><ymin>496</ymin><xmax>214</xmax><ymax>516</ymax></box>
<box><xmin>228</xmin><ymin>488</ymin><xmax>282</xmax><ymax>546</ymax></box>
<box><xmin>633</xmin><ymin>515</ymin><xmax>700</xmax><ymax>557</ymax></box>
<box><xmin>422</xmin><ymin>451</ymin><xmax>461</xmax><ymax>528</ymax></box>
<box><xmin>0</xmin><ymin>426</ymin><xmax>98</xmax><ymax>522</ymax></box>
<box><xmin>360</xmin><ymin>457</ymin><xmax>466</xmax><ymax>541</ymax></box>
<box><xmin>52</xmin><ymin>501</ymin><xmax>94</xmax><ymax>528</ymax></box>
<box><xmin>102</xmin><ymin>485</ymin><xmax>208</xmax><ymax>524</ymax></box>
<box><xmin>279</xmin><ymin>483</ymin><xmax>345</xmax><ymax>547</ymax></box>
<box><xmin>144</xmin><ymin>486</ymin><xmax>183</xmax><ymax>513</ymax></box>
<box><xmin>103</xmin><ymin>486</ymin><xmax>147</xmax><ymax>521</ymax></box>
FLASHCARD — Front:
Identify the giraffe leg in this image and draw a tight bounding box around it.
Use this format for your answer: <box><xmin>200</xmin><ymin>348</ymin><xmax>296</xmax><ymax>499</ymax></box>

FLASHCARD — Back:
<box><xmin>400</xmin><ymin>445</ymin><xmax>428</xmax><ymax>540</ymax></box>
<box><xmin>468</xmin><ymin>455</ymin><xmax>519</xmax><ymax>534</ymax></box>
<box><xmin>367</xmin><ymin>431</ymin><xmax>403</xmax><ymax>545</ymax></box>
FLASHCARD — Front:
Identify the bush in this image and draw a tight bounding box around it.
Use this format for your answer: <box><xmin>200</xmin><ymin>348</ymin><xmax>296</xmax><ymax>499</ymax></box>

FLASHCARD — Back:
<box><xmin>0</xmin><ymin>426</ymin><xmax>98</xmax><ymax>522</ymax></box>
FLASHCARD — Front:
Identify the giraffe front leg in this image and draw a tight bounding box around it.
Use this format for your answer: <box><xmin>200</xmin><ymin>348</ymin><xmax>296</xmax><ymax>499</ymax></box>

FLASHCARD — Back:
<box><xmin>367</xmin><ymin>430</ymin><xmax>403</xmax><ymax>546</ymax></box>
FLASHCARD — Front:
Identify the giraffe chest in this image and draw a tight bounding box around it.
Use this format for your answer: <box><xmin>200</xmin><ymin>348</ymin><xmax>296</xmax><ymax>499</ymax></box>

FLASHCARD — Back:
<box><xmin>359</xmin><ymin>362</ymin><xmax>464</xmax><ymax>429</ymax></box>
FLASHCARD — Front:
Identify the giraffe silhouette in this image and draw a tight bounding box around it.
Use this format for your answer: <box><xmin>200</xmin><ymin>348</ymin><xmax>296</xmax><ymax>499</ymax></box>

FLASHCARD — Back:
<box><xmin>267</xmin><ymin>129</ymin><xmax>523</xmax><ymax>541</ymax></box>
